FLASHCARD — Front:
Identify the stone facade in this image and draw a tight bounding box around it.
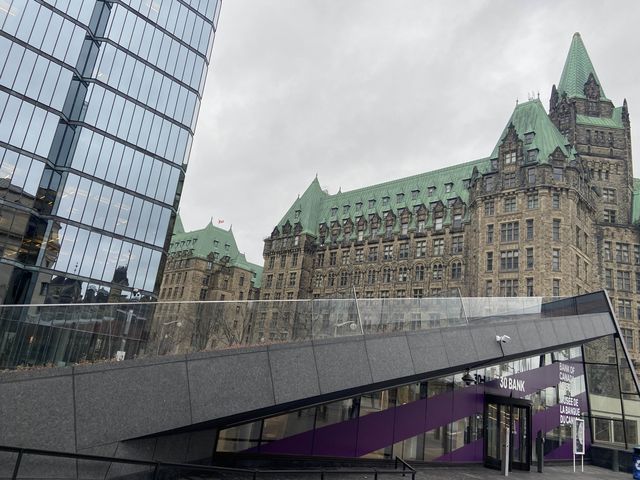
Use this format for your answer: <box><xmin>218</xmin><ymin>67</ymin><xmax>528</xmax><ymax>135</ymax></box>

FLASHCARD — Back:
<box><xmin>260</xmin><ymin>34</ymin><xmax>640</xmax><ymax>366</ymax></box>
<box><xmin>155</xmin><ymin>217</ymin><xmax>262</xmax><ymax>354</ymax></box>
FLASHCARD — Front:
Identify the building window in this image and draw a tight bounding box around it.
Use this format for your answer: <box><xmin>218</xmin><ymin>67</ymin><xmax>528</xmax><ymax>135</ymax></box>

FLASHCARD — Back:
<box><xmin>268</xmin><ymin>256</ymin><xmax>275</xmax><ymax>269</ymax></box>
<box><xmin>604</xmin><ymin>241</ymin><xmax>612</xmax><ymax>261</ymax></box>
<box><xmin>500</xmin><ymin>222</ymin><xmax>519</xmax><ymax>242</ymax></box>
<box><xmin>500</xmin><ymin>250</ymin><xmax>519</xmax><ymax>271</ymax></box>
<box><xmin>367</xmin><ymin>270</ymin><xmax>376</xmax><ymax>284</ymax></box>
<box><xmin>451</xmin><ymin>262</ymin><xmax>462</xmax><ymax>279</ymax></box>
<box><xmin>445</xmin><ymin>183</ymin><xmax>453</xmax><ymax>193</ymax></box>
<box><xmin>526</xmin><ymin>248</ymin><xmax>534</xmax><ymax>269</ymax></box>
<box><xmin>415</xmin><ymin>264</ymin><xmax>425</xmax><ymax>281</ymax></box>
<box><xmin>552</xmin><ymin>192</ymin><xmax>560</xmax><ymax>209</ymax></box>
<box><xmin>266</xmin><ymin>275</ymin><xmax>273</xmax><ymax>288</ymax></box>
<box><xmin>433</xmin><ymin>239</ymin><xmax>444</xmax><ymax>256</ymax></box>
<box><xmin>398</xmin><ymin>267</ymin><xmax>408</xmax><ymax>282</ymax></box>
<box><xmin>526</xmin><ymin>278</ymin><xmax>534</xmax><ymax>297</ymax></box>
<box><xmin>486</xmin><ymin>252</ymin><xmax>493</xmax><ymax>272</ymax></box>
<box><xmin>382</xmin><ymin>268</ymin><xmax>392</xmax><ymax>283</ymax></box>
<box><xmin>329</xmin><ymin>252</ymin><xmax>337</xmax><ymax>266</ymax></box>
<box><xmin>485</xmin><ymin>176</ymin><xmax>495</xmax><ymax>190</ymax></box>
<box><xmin>636</xmin><ymin>272</ymin><xmax>640</xmax><ymax>293</ymax></box>
<box><xmin>452</xmin><ymin>235</ymin><xmax>464</xmax><ymax>254</ymax></box>
<box><xmin>485</xmin><ymin>280</ymin><xmax>493</xmax><ymax>296</ymax></box>
<box><xmin>355</xmin><ymin>248</ymin><xmax>363</xmax><ymax>262</ymax></box>
<box><xmin>276</xmin><ymin>273</ymin><xmax>284</xmax><ymax>288</ymax></box>
<box><xmin>453</xmin><ymin>213</ymin><xmax>462</xmax><ymax>229</ymax></box>
<box><xmin>280</xmin><ymin>255</ymin><xmax>287</xmax><ymax>268</ymax></box>
<box><xmin>552</xmin><ymin>249</ymin><xmax>560</xmax><ymax>271</ymax></box>
<box><xmin>618</xmin><ymin>299</ymin><xmax>632</xmax><ymax>320</ymax></box>
<box><xmin>616</xmin><ymin>243</ymin><xmax>630</xmax><ymax>263</ymax></box>
<box><xmin>291</xmin><ymin>253</ymin><xmax>298</xmax><ymax>266</ymax></box>
<box><xmin>416</xmin><ymin>241</ymin><xmax>426</xmax><ymax>258</ymax></box>
<box><xmin>622</xmin><ymin>328</ymin><xmax>634</xmax><ymax>350</ymax></box>
<box><xmin>401</xmin><ymin>223</ymin><xmax>409</xmax><ymax>235</ymax></box>
<box><xmin>417</xmin><ymin>220</ymin><xmax>425</xmax><ymax>233</ymax></box>
<box><xmin>605</xmin><ymin>269</ymin><xmax>613</xmax><ymax>289</ymax></box>
<box><xmin>327</xmin><ymin>272</ymin><xmax>335</xmax><ymax>287</ymax></box>
<box><xmin>603</xmin><ymin>188</ymin><xmax>616</xmax><ymax>203</ymax></box>
<box><xmin>314</xmin><ymin>275</ymin><xmax>323</xmax><ymax>288</ymax></box>
<box><xmin>500</xmin><ymin>279</ymin><xmax>518</xmax><ymax>297</ymax></box>
<box><xmin>340</xmin><ymin>271</ymin><xmax>348</xmax><ymax>287</ymax></box>
<box><xmin>552</xmin><ymin>219</ymin><xmax>561</xmax><ymax>241</ymax></box>
<box><xmin>486</xmin><ymin>224</ymin><xmax>494</xmax><ymax>244</ymax></box>
<box><xmin>353</xmin><ymin>271</ymin><xmax>362</xmax><ymax>285</ymax></box>
<box><xmin>617</xmin><ymin>271</ymin><xmax>631</xmax><ymax>291</ymax></box>
<box><xmin>432</xmin><ymin>264</ymin><xmax>443</xmax><ymax>280</ymax></box>
<box><xmin>604</xmin><ymin>209</ymin><xmax>617</xmax><ymax>224</ymax></box>
<box><xmin>368</xmin><ymin>199</ymin><xmax>375</xmax><ymax>208</ymax></box>
<box><xmin>380</xmin><ymin>290</ymin><xmax>390</xmax><ymax>298</ymax></box>
<box><xmin>341</xmin><ymin>251</ymin><xmax>349</xmax><ymax>265</ymax></box>
<box><xmin>485</xmin><ymin>200</ymin><xmax>495</xmax><ymax>216</ymax></box>
<box><xmin>434</xmin><ymin>217</ymin><xmax>443</xmax><ymax>231</ymax></box>
<box><xmin>383</xmin><ymin>245</ymin><xmax>393</xmax><ymax>260</ymax></box>
<box><xmin>504</xmin><ymin>196</ymin><xmax>516</xmax><ymax>213</ymax></box>
<box><xmin>634</xmin><ymin>245</ymin><xmax>640</xmax><ymax>265</ymax></box>
<box><xmin>288</xmin><ymin>272</ymin><xmax>297</xmax><ymax>287</ymax></box>
<box><xmin>504</xmin><ymin>151</ymin><xmax>516</xmax><ymax>165</ymax></box>
<box><xmin>552</xmin><ymin>279</ymin><xmax>560</xmax><ymax>297</ymax></box>
<box><xmin>527</xmin><ymin>192</ymin><xmax>538</xmax><ymax>208</ymax></box>
<box><xmin>553</xmin><ymin>167</ymin><xmax>564</xmax><ymax>181</ymax></box>
<box><xmin>368</xmin><ymin>247</ymin><xmax>378</xmax><ymax>261</ymax></box>
<box><xmin>396</xmin><ymin>290</ymin><xmax>406</xmax><ymax>298</ymax></box>
<box><xmin>331</xmin><ymin>207</ymin><xmax>338</xmax><ymax>216</ymax></box>
<box><xmin>526</xmin><ymin>219</ymin><xmax>534</xmax><ymax>240</ymax></box>
<box><xmin>413</xmin><ymin>289</ymin><xmax>424</xmax><ymax>298</ymax></box>
<box><xmin>503</xmin><ymin>172</ymin><xmax>517</xmax><ymax>188</ymax></box>
<box><xmin>399</xmin><ymin>243</ymin><xmax>409</xmax><ymax>259</ymax></box>
<box><xmin>316</xmin><ymin>252</ymin><xmax>324</xmax><ymax>267</ymax></box>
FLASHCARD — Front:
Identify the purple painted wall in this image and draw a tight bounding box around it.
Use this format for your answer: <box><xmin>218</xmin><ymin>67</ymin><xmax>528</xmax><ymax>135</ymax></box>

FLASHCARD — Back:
<box><xmin>251</xmin><ymin>360</ymin><xmax>587</xmax><ymax>462</ymax></box>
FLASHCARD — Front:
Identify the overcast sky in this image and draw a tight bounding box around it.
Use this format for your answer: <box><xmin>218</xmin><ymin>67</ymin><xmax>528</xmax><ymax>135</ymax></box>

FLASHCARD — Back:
<box><xmin>180</xmin><ymin>0</ymin><xmax>640</xmax><ymax>265</ymax></box>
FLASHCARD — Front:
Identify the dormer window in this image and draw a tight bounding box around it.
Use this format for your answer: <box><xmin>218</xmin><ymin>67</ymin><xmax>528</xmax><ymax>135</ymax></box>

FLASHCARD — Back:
<box><xmin>330</xmin><ymin>207</ymin><xmax>338</xmax><ymax>216</ymax></box>
<box><xmin>491</xmin><ymin>159</ymin><xmax>498</xmax><ymax>170</ymax></box>
<box><xmin>382</xmin><ymin>196</ymin><xmax>389</xmax><ymax>206</ymax></box>
<box><xmin>343</xmin><ymin>205</ymin><xmax>350</xmax><ymax>214</ymax></box>
<box><xmin>505</xmin><ymin>151</ymin><xmax>516</xmax><ymax>165</ymax></box>
<box><xmin>428</xmin><ymin>186</ymin><xmax>435</xmax><ymax>196</ymax></box>
<box><xmin>411</xmin><ymin>189</ymin><xmax>419</xmax><ymax>199</ymax></box>
<box><xmin>447</xmin><ymin>198</ymin><xmax>456</xmax><ymax>207</ymax></box>
<box><xmin>526</xmin><ymin>150</ymin><xmax>538</xmax><ymax>163</ymax></box>
<box><xmin>445</xmin><ymin>183</ymin><xmax>453</xmax><ymax>193</ymax></box>
<box><xmin>524</xmin><ymin>132</ymin><xmax>535</xmax><ymax>144</ymax></box>
<box><xmin>294</xmin><ymin>210</ymin><xmax>300</xmax><ymax>220</ymax></box>
<box><xmin>435</xmin><ymin>217</ymin><xmax>443</xmax><ymax>231</ymax></box>
<box><xmin>356</xmin><ymin>202</ymin><xmax>362</xmax><ymax>211</ymax></box>
<box><xmin>396</xmin><ymin>193</ymin><xmax>404</xmax><ymax>203</ymax></box>
<box><xmin>368</xmin><ymin>199</ymin><xmax>375</xmax><ymax>208</ymax></box>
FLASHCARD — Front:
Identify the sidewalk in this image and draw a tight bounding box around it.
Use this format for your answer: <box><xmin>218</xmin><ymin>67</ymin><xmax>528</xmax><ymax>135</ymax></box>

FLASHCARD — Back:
<box><xmin>412</xmin><ymin>464</ymin><xmax>628</xmax><ymax>480</ymax></box>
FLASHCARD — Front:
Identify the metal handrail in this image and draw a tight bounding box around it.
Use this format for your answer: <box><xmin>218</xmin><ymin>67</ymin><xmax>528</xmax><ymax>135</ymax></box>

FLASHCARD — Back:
<box><xmin>0</xmin><ymin>445</ymin><xmax>416</xmax><ymax>480</ymax></box>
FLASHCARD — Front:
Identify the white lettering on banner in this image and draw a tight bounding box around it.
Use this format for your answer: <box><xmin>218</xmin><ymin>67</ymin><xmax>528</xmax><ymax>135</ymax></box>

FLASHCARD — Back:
<box><xmin>499</xmin><ymin>376</ymin><xmax>526</xmax><ymax>392</ymax></box>
<box><xmin>559</xmin><ymin>362</ymin><xmax>581</xmax><ymax>425</ymax></box>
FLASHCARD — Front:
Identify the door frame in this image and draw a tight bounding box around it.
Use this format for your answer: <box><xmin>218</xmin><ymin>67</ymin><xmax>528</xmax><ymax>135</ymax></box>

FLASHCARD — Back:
<box><xmin>483</xmin><ymin>394</ymin><xmax>532</xmax><ymax>471</ymax></box>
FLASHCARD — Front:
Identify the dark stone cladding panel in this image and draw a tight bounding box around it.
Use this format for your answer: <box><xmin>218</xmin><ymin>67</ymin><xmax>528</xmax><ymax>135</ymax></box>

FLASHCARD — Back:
<box><xmin>268</xmin><ymin>343</ymin><xmax>321</xmax><ymax>404</ymax></box>
<box><xmin>0</xmin><ymin>374</ymin><xmax>75</xmax><ymax>451</ymax></box>
<box><xmin>313</xmin><ymin>336</ymin><xmax>373</xmax><ymax>394</ymax></box>
<box><xmin>74</xmin><ymin>360</ymin><xmax>191</xmax><ymax>449</ymax></box>
<box><xmin>468</xmin><ymin>324</ymin><xmax>501</xmax><ymax>362</ymax></box>
<box><xmin>188</xmin><ymin>349</ymin><xmax>275</xmax><ymax>424</ymax></box>
<box><xmin>405</xmin><ymin>329</ymin><xmax>450</xmax><ymax>373</ymax></box>
<box><xmin>364</xmin><ymin>334</ymin><xmax>414</xmax><ymax>383</ymax></box>
<box><xmin>441</xmin><ymin>327</ymin><xmax>479</xmax><ymax>367</ymax></box>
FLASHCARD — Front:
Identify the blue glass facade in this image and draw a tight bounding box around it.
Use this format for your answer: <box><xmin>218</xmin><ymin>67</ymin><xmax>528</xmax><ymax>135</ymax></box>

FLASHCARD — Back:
<box><xmin>0</xmin><ymin>0</ymin><xmax>220</xmax><ymax>304</ymax></box>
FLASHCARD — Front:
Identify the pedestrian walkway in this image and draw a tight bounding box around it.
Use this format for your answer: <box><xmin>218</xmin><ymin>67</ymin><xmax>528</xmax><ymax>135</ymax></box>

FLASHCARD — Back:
<box><xmin>411</xmin><ymin>464</ymin><xmax>627</xmax><ymax>480</ymax></box>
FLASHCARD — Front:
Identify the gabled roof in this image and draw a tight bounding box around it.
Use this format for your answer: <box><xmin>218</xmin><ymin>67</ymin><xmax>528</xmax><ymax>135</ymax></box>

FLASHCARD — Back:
<box><xmin>490</xmin><ymin>99</ymin><xmax>575</xmax><ymax>162</ymax></box>
<box><xmin>558</xmin><ymin>32</ymin><xmax>608</xmax><ymax>101</ymax></box>
<box><xmin>276</xmin><ymin>158</ymin><xmax>490</xmax><ymax>237</ymax></box>
<box><xmin>169</xmin><ymin>220</ymin><xmax>263</xmax><ymax>287</ymax></box>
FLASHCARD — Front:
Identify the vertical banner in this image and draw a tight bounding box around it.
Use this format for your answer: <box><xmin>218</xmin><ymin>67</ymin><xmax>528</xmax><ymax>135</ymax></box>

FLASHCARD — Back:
<box><xmin>573</xmin><ymin>418</ymin><xmax>585</xmax><ymax>455</ymax></box>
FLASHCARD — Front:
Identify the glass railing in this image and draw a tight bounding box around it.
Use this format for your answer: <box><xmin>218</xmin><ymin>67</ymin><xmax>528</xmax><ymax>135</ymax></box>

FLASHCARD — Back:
<box><xmin>0</xmin><ymin>292</ymin><xmax>609</xmax><ymax>370</ymax></box>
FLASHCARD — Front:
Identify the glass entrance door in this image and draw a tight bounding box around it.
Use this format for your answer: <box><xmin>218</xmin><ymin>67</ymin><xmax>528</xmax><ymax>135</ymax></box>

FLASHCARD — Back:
<box><xmin>484</xmin><ymin>397</ymin><xmax>531</xmax><ymax>471</ymax></box>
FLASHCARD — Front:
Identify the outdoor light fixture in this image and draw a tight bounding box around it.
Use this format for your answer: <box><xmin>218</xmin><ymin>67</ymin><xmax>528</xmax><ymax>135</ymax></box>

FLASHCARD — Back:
<box><xmin>496</xmin><ymin>334</ymin><xmax>511</xmax><ymax>344</ymax></box>
<box><xmin>461</xmin><ymin>369</ymin><xmax>475</xmax><ymax>386</ymax></box>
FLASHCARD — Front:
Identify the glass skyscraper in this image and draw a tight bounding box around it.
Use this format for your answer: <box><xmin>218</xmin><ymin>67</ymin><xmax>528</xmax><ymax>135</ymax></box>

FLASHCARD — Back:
<box><xmin>0</xmin><ymin>0</ymin><xmax>220</xmax><ymax>304</ymax></box>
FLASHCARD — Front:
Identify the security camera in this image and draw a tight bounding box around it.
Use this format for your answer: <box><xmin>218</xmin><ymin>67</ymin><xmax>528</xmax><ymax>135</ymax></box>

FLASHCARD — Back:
<box><xmin>496</xmin><ymin>335</ymin><xmax>511</xmax><ymax>344</ymax></box>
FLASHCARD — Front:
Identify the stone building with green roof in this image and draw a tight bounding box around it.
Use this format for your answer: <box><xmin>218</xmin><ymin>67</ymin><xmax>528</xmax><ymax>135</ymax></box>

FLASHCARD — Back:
<box><xmin>261</xmin><ymin>33</ymin><xmax>640</xmax><ymax>365</ymax></box>
<box><xmin>155</xmin><ymin>217</ymin><xmax>262</xmax><ymax>353</ymax></box>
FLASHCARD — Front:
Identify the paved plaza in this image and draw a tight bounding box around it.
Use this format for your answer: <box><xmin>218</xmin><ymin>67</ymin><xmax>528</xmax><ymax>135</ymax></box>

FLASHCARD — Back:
<box><xmin>409</xmin><ymin>464</ymin><xmax>627</xmax><ymax>480</ymax></box>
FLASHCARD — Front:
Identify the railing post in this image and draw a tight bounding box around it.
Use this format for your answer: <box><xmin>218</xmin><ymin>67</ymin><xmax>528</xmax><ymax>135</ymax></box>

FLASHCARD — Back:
<box><xmin>12</xmin><ymin>450</ymin><xmax>23</xmax><ymax>480</ymax></box>
<box><xmin>152</xmin><ymin>462</ymin><xmax>160</xmax><ymax>480</ymax></box>
<box><xmin>374</xmin><ymin>468</ymin><xmax>378</xmax><ymax>480</ymax></box>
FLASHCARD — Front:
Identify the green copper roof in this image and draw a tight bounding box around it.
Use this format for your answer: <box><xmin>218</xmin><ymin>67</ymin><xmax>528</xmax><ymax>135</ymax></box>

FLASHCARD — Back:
<box><xmin>173</xmin><ymin>213</ymin><xmax>185</xmax><ymax>234</ymax></box>
<box><xmin>633</xmin><ymin>179</ymin><xmax>640</xmax><ymax>224</ymax></box>
<box><xmin>491</xmin><ymin>99</ymin><xmax>575</xmax><ymax>162</ymax></box>
<box><xmin>576</xmin><ymin>107</ymin><xmax>624</xmax><ymax>129</ymax></box>
<box><xmin>169</xmin><ymin>221</ymin><xmax>263</xmax><ymax>287</ymax></box>
<box><xmin>277</xmin><ymin>158</ymin><xmax>490</xmax><ymax>236</ymax></box>
<box><xmin>558</xmin><ymin>32</ymin><xmax>607</xmax><ymax>100</ymax></box>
